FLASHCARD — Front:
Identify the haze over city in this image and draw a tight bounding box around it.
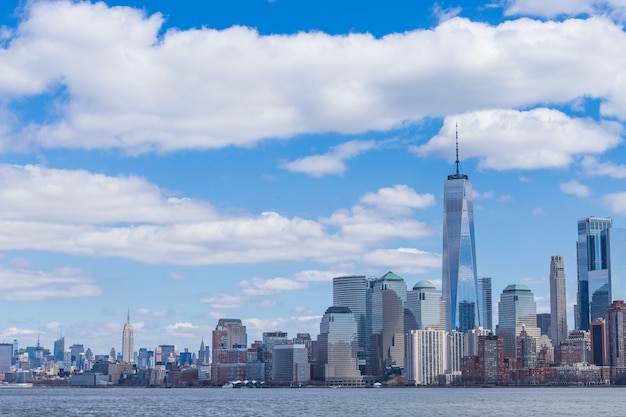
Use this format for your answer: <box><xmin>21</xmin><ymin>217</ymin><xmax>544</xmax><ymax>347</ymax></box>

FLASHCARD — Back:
<box><xmin>1</xmin><ymin>0</ymin><xmax>626</xmax><ymax>356</ymax></box>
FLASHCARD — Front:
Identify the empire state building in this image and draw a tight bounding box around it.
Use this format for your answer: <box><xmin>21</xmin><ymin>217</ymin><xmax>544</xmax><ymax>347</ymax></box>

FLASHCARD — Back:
<box><xmin>122</xmin><ymin>310</ymin><xmax>134</xmax><ymax>363</ymax></box>
<box><xmin>442</xmin><ymin>129</ymin><xmax>479</xmax><ymax>332</ymax></box>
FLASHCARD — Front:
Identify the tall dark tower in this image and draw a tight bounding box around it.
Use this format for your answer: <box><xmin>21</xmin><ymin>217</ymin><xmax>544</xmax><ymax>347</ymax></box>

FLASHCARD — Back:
<box><xmin>442</xmin><ymin>126</ymin><xmax>479</xmax><ymax>332</ymax></box>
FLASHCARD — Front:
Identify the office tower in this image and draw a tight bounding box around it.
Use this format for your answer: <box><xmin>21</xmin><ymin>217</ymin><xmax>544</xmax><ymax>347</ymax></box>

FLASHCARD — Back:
<box><xmin>590</xmin><ymin>318</ymin><xmax>607</xmax><ymax>366</ymax></box>
<box><xmin>12</xmin><ymin>340</ymin><xmax>18</xmax><ymax>365</ymax></box>
<box><xmin>138</xmin><ymin>348</ymin><xmax>149</xmax><ymax>369</ymax></box>
<box><xmin>608</xmin><ymin>228</ymin><xmax>626</xmax><ymax>302</ymax></box>
<box><xmin>497</xmin><ymin>284</ymin><xmax>541</xmax><ymax>358</ymax></box>
<box><xmin>607</xmin><ymin>300</ymin><xmax>626</xmax><ymax>367</ymax></box>
<box><xmin>0</xmin><ymin>343</ymin><xmax>12</xmax><ymax>372</ymax></box>
<box><xmin>261</xmin><ymin>331</ymin><xmax>289</xmax><ymax>382</ymax></box>
<box><xmin>155</xmin><ymin>345</ymin><xmax>176</xmax><ymax>364</ymax></box>
<box><xmin>406</xmin><ymin>280</ymin><xmax>446</xmax><ymax>331</ymax></box>
<box><xmin>197</xmin><ymin>339</ymin><xmax>210</xmax><ymax>366</ymax></box>
<box><xmin>214</xmin><ymin>318</ymin><xmax>247</xmax><ymax>349</ymax></box>
<box><xmin>577</xmin><ymin>217</ymin><xmax>612</xmax><ymax>330</ymax></box>
<box><xmin>442</xmin><ymin>130</ymin><xmax>479</xmax><ymax>332</ymax></box>
<box><xmin>550</xmin><ymin>255</ymin><xmax>568</xmax><ymax>347</ymax></box>
<box><xmin>272</xmin><ymin>344</ymin><xmax>309</xmax><ymax>386</ymax></box>
<box><xmin>53</xmin><ymin>336</ymin><xmax>65</xmax><ymax>363</ymax></box>
<box><xmin>536</xmin><ymin>313</ymin><xmax>551</xmax><ymax>336</ymax></box>
<box><xmin>333</xmin><ymin>275</ymin><xmax>372</xmax><ymax>374</ymax></box>
<box><xmin>315</xmin><ymin>306</ymin><xmax>361</xmax><ymax>383</ymax></box>
<box><xmin>370</xmin><ymin>271</ymin><xmax>406</xmax><ymax>376</ymax></box>
<box><xmin>478</xmin><ymin>277</ymin><xmax>493</xmax><ymax>331</ymax></box>
<box><xmin>405</xmin><ymin>329</ymin><xmax>447</xmax><ymax>385</ymax></box>
<box><xmin>122</xmin><ymin>310</ymin><xmax>134</xmax><ymax>363</ymax></box>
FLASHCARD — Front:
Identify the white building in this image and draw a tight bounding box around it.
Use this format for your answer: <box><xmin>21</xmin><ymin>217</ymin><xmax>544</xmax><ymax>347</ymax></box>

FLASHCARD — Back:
<box><xmin>405</xmin><ymin>329</ymin><xmax>447</xmax><ymax>386</ymax></box>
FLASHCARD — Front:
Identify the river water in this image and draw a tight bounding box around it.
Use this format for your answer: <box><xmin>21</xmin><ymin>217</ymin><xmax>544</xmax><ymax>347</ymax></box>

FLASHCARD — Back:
<box><xmin>1</xmin><ymin>386</ymin><xmax>625</xmax><ymax>416</ymax></box>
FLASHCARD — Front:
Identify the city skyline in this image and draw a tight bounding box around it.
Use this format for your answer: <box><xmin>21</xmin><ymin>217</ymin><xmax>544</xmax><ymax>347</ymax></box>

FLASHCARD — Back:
<box><xmin>2</xmin><ymin>0</ymin><xmax>626</xmax><ymax>354</ymax></box>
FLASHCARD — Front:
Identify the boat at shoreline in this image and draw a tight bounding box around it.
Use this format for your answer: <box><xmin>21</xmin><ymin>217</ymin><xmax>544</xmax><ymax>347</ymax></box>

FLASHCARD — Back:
<box><xmin>0</xmin><ymin>382</ymin><xmax>34</xmax><ymax>389</ymax></box>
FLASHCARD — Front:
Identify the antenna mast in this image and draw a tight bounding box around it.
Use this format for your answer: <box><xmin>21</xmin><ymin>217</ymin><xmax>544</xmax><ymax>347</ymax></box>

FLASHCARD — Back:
<box><xmin>455</xmin><ymin>123</ymin><xmax>460</xmax><ymax>176</ymax></box>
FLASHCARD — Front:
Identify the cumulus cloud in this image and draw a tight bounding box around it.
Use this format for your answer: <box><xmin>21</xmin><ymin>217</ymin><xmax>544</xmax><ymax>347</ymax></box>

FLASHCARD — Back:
<box><xmin>166</xmin><ymin>322</ymin><xmax>203</xmax><ymax>339</ymax></box>
<box><xmin>200</xmin><ymin>293</ymin><xmax>242</xmax><ymax>309</ymax></box>
<box><xmin>560</xmin><ymin>180</ymin><xmax>591</xmax><ymax>198</ymax></box>
<box><xmin>414</xmin><ymin>109</ymin><xmax>622</xmax><ymax>170</ymax></box>
<box><xmin>292</xmin><ymin>269</ymin><xmax>351</xmax><ymax>282</ymax></box>
<box><xmin>582</xmin><ymin>155</ymin><xmax>626</xmax><ymax>178</ymax></box>
<box><xmin>504</xmin><ymin>0</ymin><xmax>626</xmax><ymax>20</ymax></box>
<box><xmin>362</xmin><ymin>247</ymin><xmax>442</xmax><ymax>274</ymax></box>
<box><xmin>280</xmin><ymin>140</ymin><xmax>379</xmax><ymax>177</ymax></box>
<box><xmin>603</xmin><ymin>192</ymin><xmax>626</xmax><ymax>215</ymax></box>
<box><xmin>0</xmin><ymin>266</ymin><xmax>101</xmax><ymax>301</ymax></box>
<box><xmin>0</xmin><ymin>3</ymin><xmax>626</xmax><ymax>152</ymax></box>
<box><xmin>239</xmin><ymin>277</ymin><xmax>308</xmax><ymax>296</ymax></box>
<box><xmin>360</xmin><ymin>185</ymin><xmax>435</xmax><ymax>212</ymax></box>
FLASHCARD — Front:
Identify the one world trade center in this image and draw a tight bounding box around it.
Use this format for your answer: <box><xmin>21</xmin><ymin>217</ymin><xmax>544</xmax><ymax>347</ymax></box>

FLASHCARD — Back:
<box><xmin>442</xmin><ymin>129</ymin><xmax>479</xmax><ymax>332</ymax></box>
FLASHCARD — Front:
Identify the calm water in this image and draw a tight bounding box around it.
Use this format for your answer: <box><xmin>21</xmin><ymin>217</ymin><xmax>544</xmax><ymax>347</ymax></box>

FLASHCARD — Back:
<box><xmin>1</xmin><ymin>387</ymin><xmax>625</xmax><ymax>416</ymax></box>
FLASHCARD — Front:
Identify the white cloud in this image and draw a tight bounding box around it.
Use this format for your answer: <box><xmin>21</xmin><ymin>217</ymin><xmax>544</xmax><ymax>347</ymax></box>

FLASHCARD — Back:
<box><xmin>582</xmin><ymin>155</ymin><xmax>626</xmax><ymax>178</ymax></box>
<box><xmin>362</xmin><ymin>247</ymin><xmax>441</xmax><ymax>274</ymax></box>
<box><xmin>414</xmin><ymin>109</ymin><xmax>622</xmax><ymax>170</ymax></box>
<box><xmin>293</xmin><ymin>269</ymin><xmax>350</xmax><ymax>282</ymax></box>
<box><xmin>432</xmin><ymin>3</ymin><xmax>463</xmax><ymax>23</ymax></box>
<box><xmin>1</xmin><ymin>3</ymin><xmax>626</xmax><ymax>152</ymax></box>
<box><xmin>603</xmin><ymin>192</ymin><xmax>626</xmax><ymax>215</ymax></box>
<box><xmin>360</xmin><ymin>185</ymin><xmax>435</xmax><ymax>212</ymax></box>
<box><xmin>504</xmin><ymin>0</ymin><xmax>626</xmax><ymax>20</ymax></box>
<box><xmin>0</xmin><ymin>266</ymin><xmax>101</xmax><ymax>301</ymax></box>
<box><xmin>280</xmin><ymin>140</ymin><xmax>379</xmax><ymax>177</ymax></box>
<box><xmin>560</xmin><ymin>180</ymin><xmax>591</xmax><ymax>198</ymax></box>
<box><xmin>0</xmin><ymin>327</ymin><xmax>39</xmax><ymax>338</ymax></box>
<box><xmin>166</xmin><ymin>322</ymin><xmax>203</xmax><ymax>339</ymax></box>
<box><xmin>239</xmin><ymin>277</ymin><xmax>308</xmax><ymax>296</ymax></box>
<box><xmin>199</xmin><ymin>293</ymin><xmax>242</xmax><ymax>309</ymax></box>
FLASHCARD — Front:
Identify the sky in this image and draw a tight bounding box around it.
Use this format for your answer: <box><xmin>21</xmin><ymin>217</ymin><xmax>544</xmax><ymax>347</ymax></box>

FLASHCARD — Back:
<box><xmin>1</xmin><ymin>0</ymin><xmax>626</xmax><ymax>356</ymax></box>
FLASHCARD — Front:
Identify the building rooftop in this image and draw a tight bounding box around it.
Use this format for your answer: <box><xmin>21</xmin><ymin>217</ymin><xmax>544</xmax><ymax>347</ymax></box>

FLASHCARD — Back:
<box><xmin>503</xmin><ymin>284</ymin><xmax>531</xmax><ymax>292</ymax></box>
<box><xmin>379</xmin><ymin>271</ymin><xmax>404</xmax><ymax>282</ymax></box>
<box><xmin>412</xmin><ymin>280</ymin><xmax>436</xmax><ymax>291</ymax></box>
<box><xmin>324</xmin><ymin>306</ymin><xmax>352</xmax><ymax>315</ymax></box>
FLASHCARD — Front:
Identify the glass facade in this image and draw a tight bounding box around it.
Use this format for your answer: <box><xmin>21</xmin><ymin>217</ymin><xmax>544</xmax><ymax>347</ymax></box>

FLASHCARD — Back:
<box><xmin>497</xmin><ymin>284</ymin><xmax>541</xmax><ymax>358</ymax></box>
<box><xmin>577</xmin><ymin>217</ymin><xmax>612</xmax><ymax>330</ymax></box>
<box><xmin>478</xmin><ymin>277</ymin><xmax>493</xmax><ymax>331</ymax></box>
<box><xmin>443</xmin><ymin>175</ymin><xmax>479</xmax><ymax>332</ymax></box>
<box><xmin>609</xmin><ymin>228</ymin><xmax>626</xmax><ymax>304</ymax></box>
<box><xmin>406</xmin><ymin>280</ymin><xmax>445</xmax><ymax>331</ymax></box>
<box><xmin>316</xmin><ymin>306</ymin><xmax>361</xmax><ymax>381</ymax></box>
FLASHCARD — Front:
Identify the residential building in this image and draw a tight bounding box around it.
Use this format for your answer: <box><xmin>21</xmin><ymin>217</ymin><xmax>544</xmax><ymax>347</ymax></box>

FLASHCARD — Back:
<box><xmin>405</xmin><ymin>329</ymin><xmax>447</xmax><ymax>386</ymax></box>
<box><xmin>550</xmin><ymin>255</ymin><xmax>568</xmax><ymax>347</ymax></box>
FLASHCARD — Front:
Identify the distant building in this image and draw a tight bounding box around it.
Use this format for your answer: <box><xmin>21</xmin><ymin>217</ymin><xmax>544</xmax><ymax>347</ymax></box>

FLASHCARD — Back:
<box><xmin>536</xmin><ymin>313</ymin><xmax>551</xmax><ymax>337</ymax></box>
<box><xmin>333</xmin><ymin>275</ymin><xmax>372</xmax><ymax>374</ymax></box>
<box><xmin>315</xmin><ymin>306</ymin><xmax>361</xmax><ymax>384</ymax></box>
<box><xmin>272</xmin><ymin>344</ymin><xmax>309</xmax><ymax>386</ymax></box>
<box><xmin>0</xmin><ymin>343</ymin><xmax>12</xmax><ymax>372</ymax></box>
<box><xmin>197</xmin><ymin>339</ymin><xmax>210</xmax><ymax>366</ymax></box>
<box><xmin>516</xmin><ymin>327</ymin><xmax>537</xmax><ymax>369</ymax></box>
<box><xmin>405</xmin><ymin>329</ymin><xmax>447</xmax><ymax>386</ymax></box>
<box><xmin>155</xmin><ymin>345</ymin><xmax>176</xmax><ymax>365</ymax></box>
<box><xmin>478</xmin><ymin>277</ymin><xmax>493</xmax><ymax>331</ymax></box>
<box><xmin>577</xmin><ymin>217</ymin><xmax>612</xmax><ymax>331</ymax></box>
<box><xmin>550</xmin><ymin>256</ymin><xmax>568</xmax><ymax>348</ymax></box>
<box><xmin>497</xmin><ymin>284</ymin><xmax>541</xmax><ymax>358</ymax></box>
<box><xmin>122</xmin><ymin>310</ymin><xmax>134</xmax><ymax>363</ymax></box>
<box><xmin>214</xmin><ymin>318</ymin><xmax>247</xmax><ymax>349</ymax></box>
<box><xmin>590</xmin><ymin>317</ymin><xmax>607</xmax><ymax>366</ymax></box>
<box><xmin>607</xmin><ymin>300</ymin><xmax>626</xmax><ymax>367</ymax></box>
<box><xmin>53</xmin><ymin>336</ymin><xmax>65</xmax><ymax>364</ymax></box>
<box><xmin>405</xmin><ymin>280</ymin><xmax>445</xmax><ymax>331</ymax></box>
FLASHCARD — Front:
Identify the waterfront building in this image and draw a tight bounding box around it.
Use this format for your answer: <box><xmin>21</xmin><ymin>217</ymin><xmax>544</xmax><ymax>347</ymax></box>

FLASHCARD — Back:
<box><xmin>461</xmin><ymin>333</ymin><xmax>506</xmax><ymax>384</ymax></box>
<box><xmin>0</xmin><ymin>343</ymin><xmax>12</xmax><ymax>372</ymax></box>
<box><xmin>333</xmin><ymin>275</ymin><xmax>372</xmax><ymax>374</ymax></box>
<box><xmin>405</xmin><ymin>329</ymin><xmax>447</xmax><ymax>385</ymax></box>
<box><xmin>272</xmin><ymin>344</ymin><xmax>309</xmax><ymax>385</ymax></box>
<box><xmin>590</xmin><ymin>317</ymin><xmax>607</xmax><ymax>366</ymax></box>
<box><xmin>406</xmin><ymin>280</ymin><xmax>445</xmax><ymax>331</ymax></box>
<box><xmin>370</xmin><ymin>272</ymin><xmax>406</xmax><ymax>376</ymax></box>
<box><xmin>550</xmin><ymin>255</ymin><xmax>568</xmax><ymax>348</ymax></box>
<box><xmin>261</xmin><ymin>331</ymin><xmax>289</xmax><ymax>381</ymax></box>
<box><xmin>447</xmin><ymin>330</ymin><xmax>465</xmax><ymax>376</ymax></box>
<box><xmin>497</xmin><ymin>284</ymin><xmax>541</xmax><ymax>358</ymax></box>
<box><xmin>315</xmin><ymin>306</ymin><xmax>361</xmax><ymax>384</ymax></box>
<box><xmin>478</xmin><ymin>277</ymin><xmax>493</xmax><ymax>331</ymax></box>
<box><xmin>607</xmin><ymin>300</ymin><xmax>626</xmax><ymax>367</ymax></box>
<box><xmin>122</xmin><ymin>310</ymin><xmax>134</xmax><ymax>363</ymax></box>
<box><xmin>442</xmin><ymin>130</ymin><xmax>479</xmax><ymax>332</ymax></box>
<box><xmin>577</xmin><ymin>217</ymin><xmax>612</xmax><ymax>331</ymax></box>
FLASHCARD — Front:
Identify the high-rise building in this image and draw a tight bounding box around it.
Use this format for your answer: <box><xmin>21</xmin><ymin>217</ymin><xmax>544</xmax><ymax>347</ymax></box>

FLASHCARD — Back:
<box><xmin>53</xmin><ymin>336</ymin><xmax>65</xmax><ymax>363</ymax></box>
<box><xmin>590</xmin><ymin>317</ymin><xmax>607</xmax><ymax>366</ymax></box>
<box><xmin>516</xmin><ymin>326</ymin><xmax>537</xmax><ymax>369</ymax></box>
<box><xmin>214</xmin><ymin>318</ymin><xmax>247</xmax><ymax>349</ymax></box>
<box><xmin>497</xmin><ymin>284</ymin><xmax>541</xmax><ymax>358</ymax></box>
<box><xmin>0</xmin><ymin>343</ymin><xmax>12</xmax><ymax>372</ymax></box>
<box><xmin>607</xmin><ymin>300</ymin><xmax>626</xmax><ymax>367</ymax></box>
<box><xmin>405</xmin><ymin>329</ymin><xmax>447</xmax><ymax>386</ymax></box>
<box><xmin>272</xmin><ymin>344</ymin><xmax>309</xmax><ymax>386</ymax></box>
<box><xmin>577</xmin><ymin>217</ymin><xmax>612</xmax><ymax>330</ymax></box>
<box><xmin>197</xmin><ymin>338</ymin><xmax>210</xmax><ymax>366</ymax></box>
<box><xmin>315</xmin><ymin>306</ymin><xmax>361</xmax><ymax>383</ymax></box>
<box><xmin>536</xmin><ymin>313</ymin><xmax>551</xmax><ymax>337</ymax></box>
<box><xmin>608</xmin><ymin>228</ymin><xmax>626</xmax><ymax>302</ymax></box>
<box><xmin>478</xmin><ymin>277</ymin><xmax>492</xmax><ymax>331</ymax></box>
<box><xmin>442</xmin><ymin>130</ymin><xmax>479</xmax><ymax>332</ymax></box>
<box><xmin>122</xmin><ymin>310</ymin><xmax>134</xmax><ymax>363</ymax></box>
<box><xmin>550</xmin><ymin>255</ymin><xmax>568</xmax><ymax>347</ymax></box>
<box><xmin>332</xmin><ymin>275</ymin><xmax>372</xmax><ymax>374</ymax></box>
<box><xmin>405</xmin><ymin>280</ymin><xmax>445</xmax><ymax>331</ymax></box>
<box><xmin>370</xmin><ymin>271</ymin><xmax>406</xmax><ymax>376</ymax></box>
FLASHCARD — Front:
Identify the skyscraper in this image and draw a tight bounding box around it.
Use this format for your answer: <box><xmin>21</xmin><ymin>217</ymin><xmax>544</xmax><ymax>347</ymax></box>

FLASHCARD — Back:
<box><xmin>550</xmin><ymin>255</ymin><xmax>568</xmax><ymax>347</ymax></box>
<box><xmin>577</xmin><ymin>216</ymin><xmax>612</xmax><ymax>330</ymax></box>
<box><xmin>332</xmin><ymin>275</ymin><xmax>372</xmax><ymax>374</ymax></box>
<box><xmin>405</xmin><ymin>280</ymin><xmax>445</xmax><ymax>331</ymax></box>
<box><xmin>606</xmin><ymin>300</ymin><xmax>626</xmax><ymax>367</ymax></box>
<box><xmin>497</xmin><ymin>284</ymin><xmax>541</xmax><ymax>358</ymax></box>
<box><xmin>478</xmin><ymin>277</ymin><xmax>493</xmax><ymax>331</ymax></box>
<box><xmin>442</xmin><ymin>130</ymin><xmax>479</xmax><ymax>332</ymax></box>
<box><xmin>122</xmin><ymin>310</ymin><xmax>134</xmax><ymax>363</ymax></box>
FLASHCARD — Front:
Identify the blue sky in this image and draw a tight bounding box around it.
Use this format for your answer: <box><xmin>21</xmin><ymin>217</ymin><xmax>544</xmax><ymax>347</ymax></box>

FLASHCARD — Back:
<box><xmin>1</xmin><ymin>0</ymin><xmax>626</xmax><ymax>355</ymax></box>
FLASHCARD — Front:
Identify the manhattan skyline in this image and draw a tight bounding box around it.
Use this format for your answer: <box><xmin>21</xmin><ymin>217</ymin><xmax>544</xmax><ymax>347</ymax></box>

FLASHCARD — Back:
<box><xmin>1</xmin><ymin>0</ymin><xmax>626</xmax><ymax>354</ymax></box>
